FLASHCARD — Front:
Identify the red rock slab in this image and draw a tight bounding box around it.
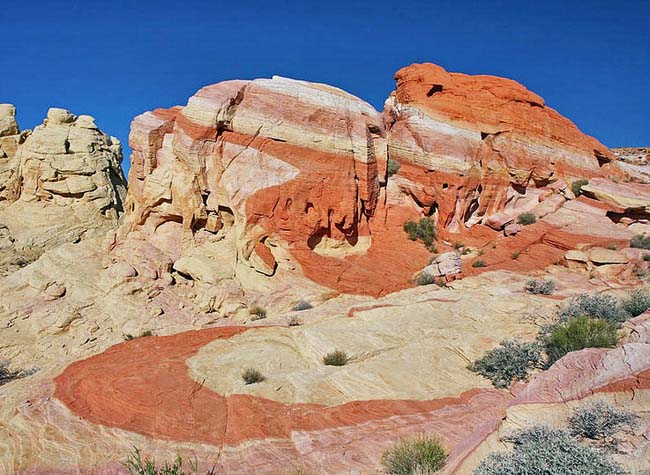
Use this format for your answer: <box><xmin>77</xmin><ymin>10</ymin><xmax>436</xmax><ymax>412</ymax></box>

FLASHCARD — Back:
<box><xmin>54</xmin><ymin>327</ymin><xmax>509</xmax><ymax>451</ymax></box>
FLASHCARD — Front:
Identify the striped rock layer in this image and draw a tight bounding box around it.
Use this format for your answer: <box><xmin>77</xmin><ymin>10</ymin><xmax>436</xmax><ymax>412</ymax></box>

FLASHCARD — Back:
<box><xmin>121</xmin><ymin>63</ymin><xmax>628</xmax><ymax>296</ymax></box>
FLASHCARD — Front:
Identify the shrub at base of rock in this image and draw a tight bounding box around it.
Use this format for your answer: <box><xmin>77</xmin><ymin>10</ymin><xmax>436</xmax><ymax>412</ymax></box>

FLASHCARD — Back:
<box><xmin>631</xmin><ymin>233</ymin><xmax>650</xmax><ymax>250</ymax></box>
<box><xmin>474</xmin><ymin>426</ymin><xmax>624</xmax><ymax>475</ymax></box>
<box><xmin>387</xmin><ymin>158</ymin><xmax>400</xmax><ymax>177</ymax></box>
<box><xmin>382</xmin><ymin>434</ymin><xmax>447</xmax><ymax>475</ymax></box>
<box><xmin>469</xmin><ymin>340</ymin><xmax>541</xmax><ymax>388</ymax></box>
<box><xmin>292</xmin><ymin>300</ymin><xmax>313</xmax><ymax>311</ymax></box>
<box><xmin>622</xmin><ymin>287</ymin><xmax>650</xmax><ymax>317</ymax></box>
<box><xmin>557</xmin><ymin>293</ymin><xmax>630</xmax><ymax>324</ymax></box>
<box><xmin>524</xmin><ymin>278</ymin><xmax>557</xmax><ymax>295</ymax></box>
<box><xmin>571</xmin><ymin>178</ymin><xmax>589</xmax><ymax>197</ymax></box>
<box><xmin>516</xmin><ymin>212</ymin><xmax>536</xmax><ymax>225</ymax></box>
<box><xmin>403</xmin><ymin>218</ymin><xmax>437</xmax><ymax>250</ymax></box>
<box><xmin>543</xmin><ymin>316</ymin><xmax>620</xmax><ymax>366</ymax></box>
<box><xmin>124</xmin><ymin>447</ymin><xmax>216</xmax><ymax>475</ymax></box>
<box><xmin>569</xmin><ymin>400</ymin><xmax>637</xmax><ymax>440</ymax></box>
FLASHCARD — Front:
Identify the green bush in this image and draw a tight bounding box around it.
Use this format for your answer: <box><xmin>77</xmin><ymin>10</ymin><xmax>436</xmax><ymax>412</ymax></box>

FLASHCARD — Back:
<box><xmin>472</xmin><ymin>260</ymin><xmax>487</xmax><ymax>268</ymax></box>
<box><xmin>569</xmin><ymin>400</ymin><xmax>637</xmax><ymax>440</ymax></box>
<box><xmin>292</xmin><ymin>300</ymin><xmax>313</xmax><ymax>311</ymax></box>
<box><xmin>387</xmin><ymin>158</ymin><xmax>401</xmax><ymax>177</ymax></box>
<box><xmin>242</xmin><ymin>367</ymin><xmax>265</xmax><ymax>384</ymax></box>
<box><xmin>622</xmin><ymin>287</ymin><xmax>650</xmax><ymax>317</ymax></box>
<box><xmin>517</xmin><ymin>212</ymin><xmax>536</xmax><ymax>225</ymax></box>
<box><xmin>571</xmin><ymin>179</ymin><xmax>589</xmax><ymax>197</ymax></box>
<box><xmin>524</xmin><ymin>278</ymin><xmax>556</xmax><ymax>295</ymax></box>
<box><xmin>382</xmin><ymin>434</ymin><xmax>447</xmax><ymax>475</ymax></box>
<box><xmin>543</xmin><ymin>317</ymin><xmax>620</xmax><ymax>365</ymax></box>
<box><xmin>288</xmin><ymin>315</ymin><xmax>303</xmax><ymax>327</ymax></box>
<box><xmin>416</xmin><ymin>272</ymin><xmax>437</xmax><ymax>286</ymax></box>
<box><xmin>249</xmin><ymin>306</ymin><xmax>267</xmax><ymax>321</ymax></box>
<box><xmin>403</xmin><ymin>218</ymin><xmax>437</xmax><ymax>250</ymax></box>
<box><xmin>511</xmin><ymin>251</ymin><xmax>521</xmax><ymax>260</ymax></box>
<box><xmin>557</xmin><ymin>293</ymin><xmax>630</xmax><ymax>324</ymax></box>
<box><xmin>469</xmin><ymin>340</ymin><xmax>541</xmax><ymax>388</ymax></box>
<box><xmin>474</xmin><ymin>425</ymin><xmax>624</xmax><ymax>475</ymax></box>
<box><xmin>644</xmin><ymin>254</ymin><xmax>650</xmax><ymax>262</ymax></box>
<box><xmin>124</xmin><ymin>447</ymin><xmax>215</xmax><ymax>475</ymax></box>
<box><xmin>631</xmin><ymin>233</ymin><xmax>650</xmax><ymax>250</ymax></box>
<box><xmin>323</xmin><ymin>350</ymin><xmax>349</xmax><ymax>366</ymax></box>
<box><xmin>124</xmin><ymin>330</ymin><xmax>154</xmax><ymax>341</ymax></box>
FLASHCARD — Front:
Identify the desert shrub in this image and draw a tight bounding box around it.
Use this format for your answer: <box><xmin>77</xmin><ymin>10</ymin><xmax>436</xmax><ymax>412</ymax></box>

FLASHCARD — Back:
<box><xmin>644</xmin><ymin>254</ymin><xmax>650</xmax><ymax>262</ymax></box>
<box><xmin>469</xmin><ymin>340</ymin><xmax>541</xmax><ymax>388</ymax></box>
<box><xmin>631</xmin><ymin>233</ymin><xmax>650</xmax><ymax>250</ymax></box>
<box><xmin>287</xmin><ymin>315</ymin><xmax>303</xmax><ymax>327</ymax></box>
<box><xmin>403</xmin><ymin>218</ymin><xmax>437</xmax><ymax>250</ymax></box>
<box><xmin>249</xmin><ymin>306</ymin><xmax>267</xmax><ymax>321</ymax></box>
<box><xmin>124</xmin><ymin>447</ymin><xmax>215</xmax><ymax>475</ymax></box>
<box><xmin>323</xmin><ymin>350</ymin><xmax>349</xmax><ymax>366</ymax></box>
<box><xmin>557</xmin><ymin>292</ymin><xmax>630</xmax><ymax>324</ymax></box>
<box><xmin>511</xmin><ymin>251</ymin><xmax>521</xmax><ymax>260</ymax></box>
<box><xmin>517</xmin><ymin>212</ymin><xmax>536</xmax><ymax>225</ymax></box>
<box><xmin>622</xmin><ymin>287</ymin><xmax>650</xmax><ymax>317</ymax></box>
<box><xmin>242</xmin><ymin>367</ymin><xmax>265</xmax><ymax>384</ymax></box>
<box><xmin>571</xmin><ymin>178</ymin><xmax>589</xmax><ymax>197</ymax></box>
<box><xmin>0</xmin><ymin>361</ymin><xmax>21</xmax><ymax>386</ymax></box>
<box><xmin>382</xmin><ymin>434</ymin><xmax>447</xmax><ymax>475</ymax></box>
<box><xmin>606</xmin><ymin>242</ymin><xmax>618</xmax><ymax>250</ymax></box>
<box><xmin>416</xmin><ymin>272</ymin><xmax>437</xmax><ymax>286</ymax></box>
<box><xmin>124</xmin><ymin>330</ymin><xmax>154</xmax><ymax>341</ymax></box>
<box><xmin>569</xmin><ymin>400</ymin><xmax>637</xmax><ymax>440</ymax></box>
<box><xmin>453</xmin><ymin>242</ymin><xmax>464</xmax><ymax>250</ymax></box>
<box><xmin>387</xmin><ymin>158</ymin><xmax>401</xmax><ymax>177</ymax></box>
<box><xmin>543</xmin><ymin>317</ymin><xmax>619</xmax><ymax>365</ymax></box>
<box><xmin>524</xmin><ymin>278</ymin><xmax>557</xmax><ymax>295</ymax></box>
<box><xmin>292</xmin><ymin>300</ymin><xmax>313</xmax><ymax>311</ymax></box>
<box><xmin>472</xmin><ymin>260</ymin><xmax>487</xmax><ymax>268</ymax></box>
<box><xmin>474</xmin><ymin>425</ymin><xmax>624</xmax><ymax>475</ymax></box>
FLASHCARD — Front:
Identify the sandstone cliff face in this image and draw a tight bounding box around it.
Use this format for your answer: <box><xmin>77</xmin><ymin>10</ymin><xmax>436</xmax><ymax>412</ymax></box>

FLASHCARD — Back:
<box><xmin>0</xmin><ymin>105</ymin><xmax>127</xmax><ymax>274</ymax></box>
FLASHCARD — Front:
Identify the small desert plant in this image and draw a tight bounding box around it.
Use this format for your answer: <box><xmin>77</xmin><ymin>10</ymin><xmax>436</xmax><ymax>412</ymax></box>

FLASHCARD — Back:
<box><xmin>288</xmin><ymin>315</ymin><xmax>303</xmax><ymax>327</ymax></box>
<box><xmin>524</xmin><ymin>278</ymin><xmax>557</xmax><ymax>295</ymax></box>
<box><xmin>511</xmin><ymin>251</ymin><xmax>521</xmax><ymax>260</ymax></box>
<box><xmin>387</xmin><ymin>158</ymin><xmax>401</xmax><ymax>177</ymax></box>
<box><xmin>474</xmin><ymin>425</ymin><xmax>624</xmax><ymax>475</ymax></box>
<box><xmin>124</xmin><ymin>330</ymin><xmax>154</xmax><ymax>341</ymax></box>
<box><xmin>622</xmin><ymin>287</ymin><xmax>650</xmax><ymax>317</ymax></box>
<box><xmin>403</xmin><ymin>218</ymin><xmax>437</xmax><ymax>250</ymax></box>
<box><xmin>557</xmin><ymin>292</ymin><xmax>630</xmax><ymax>324</ymax></box>
<box><xmin>242</xmin><ymin>367</ymin><xmax>265</xmax><ymax>384</ymax></box>
<box><xmin>644</xmin><ymin>254</ymin><xmax>650</xmax><ymax>262</ymax></box>
<box><xmin>631</xmin><ymin>233</ymin><xmax>650</xmax><ymax>250</ymax></box>
<box><xmin>569</xmin><ymin>400</ymin><xmax>637</xmax><ymax>440</ymax></box>
<box><xmin>606</xmin><ymin>242</ymin><xmax>618</xmax><ymax>250</ymax></box>
<box><xmin>249</xmin><ymin>306</ymin><xmax>267</xmax><ymax>321</ymax></box>
<box><xmin>124</xmin><ymin>447</ymin><xmax>215</xmax><ymax>475</ymax></box>
<box><xmin>543</xmin><ymin>316</ymin><xmax>620</xmax><ymax>365</ymax></box>
<box><xmin>472</xmin><ymin>260</ymin><xmax>487</xmax><ymax>268</ymax></box>
<box><xmin>382</xmin><ymin>434</ymin><xmax>447</xmax><ymax>475</ymax></box>
<box><xmin>322</xmin><ymin>350</ymin><xmax>349</xmax><ymax>366</ymax></box>
<box><xmin>0</xmin><ymin>361</ymin><xmax>21</xmax><ymax>386</ymax></box>
<box><xmin>292</xmin><ymin>300</ymin><xmax>313</xmax><ymax>311</ymax></box>
<box><xmin>453</xmin><ymin>241</ymin><xmax>464</xmax><ymax>250</ymax></box>
<box><xmin>571</xmin><ymin>178</ymin><xmax>589</xmax><ymax>197</ymax></box>
<box><xmin>517</xmin><ymin>212</ymin><xmax>536</xmax><ymax>225</ymax></box>
<box><xmin>469</xmin><ymin>340</ymin><xmax>541</xmax><ymax>388</ymax></box>
<box><xmin>416</xmin><ymin>272</ymin><xmax>437</xmax><ymax>286</ymax></box>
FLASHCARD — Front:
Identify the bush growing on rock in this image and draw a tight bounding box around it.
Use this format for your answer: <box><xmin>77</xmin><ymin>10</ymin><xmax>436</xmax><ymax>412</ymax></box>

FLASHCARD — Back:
<box><xmin>524</xmin><ymin>278</ymin><xmax>557</xmax><ymax>295</ymax></box>
<box><xmin>287</xmin><ymin>315</ymin><xmax>303</xmax><ymax>327</ymax></box>
<box><xmin>242</xmin><ymin>367</ymin><xmax>265</xmax><ymax>384</ymax></box>
<box><xmin>569</xmin><ymin>400</ymin><xmax>637</xmax><ymax>440</ymax></box>
<box><xmin>124</xmin><ymin>330</ymin><xmax>154</xmax><ymax>341</ymax></box>
<box><xmin>387</xmin><ymin>158</ymin><xmax>401</xmax><ymax>177</ymax></box>
<box><xmin>403</xmin><ymin>218</ymin><xmax>437</xmax><ymax>250</ymax></box>
<box><xmin>124</xmin><ymin>447</ymin><xmax>216</xmax><ymax>475</ymax></box>
<box><xmin>472</xmin><ymin>260</ymin><xmax>487</xmax><ymax>268</ymax></box>
<box><xmin>558</xmin><ymin>292</ymin><xmax>630</xmax><ymax>324</ymax></box>
<box><xmin>0</xmin><ymin>361</ymin><xmax>21</xmax><ymax>386</ymax></box>
<box><xmin>416</xmin><ymin>272</ymin><xmax>437</xmax><ymax>286</ymax></box>
<box><xmin>292</xmin><ymin>300</ymin><xmax>313</xmax><ymax>311</ymax></box>
<box><xmin>516</xmin><ymin>212</ymin><xmax>536</xmax><ymax>225</ymax></box>
<box><xmin>571</xmin><ymin>178</ymin><xmax>589</xmax><ymax>197</ymax></box>
<box><xmin>474</xmin><ymin>425</ymin><xmax>624</xmax><ymax>475</ymax></box>
<box><xmin>543</xmin><ymin>316</ymin><xmax>620</xmax><ymax>365</ymax></box>
<box><xmin>382</xmin><ymin>434</ymin><xmax>447</xmax><ymax>475</ymax></box>
<box><xmin>631</xmin><ymin>233</ymin><xmax>650</xmax><ymax>250</ymax></box>
<box><xmin>622</xmin><ymin>287</ymin><xmax>650</xmax><ymax>317</ymax></box>
<box><xmin>323</xmin><ymin>350</ymin><xmax>349</xmax><ymax>366</ymax></box>
<box><xmin>469</xmin><ymin>340</ymin><xmax>541</xmax><ymax>388</ymax></box>
<box><xmin>249</xmin><ymin>306</ymin><xmax>267</xmax><ymax>321</ymax></box>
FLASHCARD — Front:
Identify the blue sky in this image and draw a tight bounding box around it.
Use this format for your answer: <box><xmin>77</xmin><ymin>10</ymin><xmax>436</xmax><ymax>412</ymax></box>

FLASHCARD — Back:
<box><xmin>2</xmin><ymin>0</ymin><xmax>648</xmax><ymax>174</ymax></box>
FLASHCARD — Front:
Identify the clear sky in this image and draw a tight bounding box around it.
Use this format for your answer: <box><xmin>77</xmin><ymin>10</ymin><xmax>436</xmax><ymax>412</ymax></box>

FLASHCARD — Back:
<box><xmin>2</xmin><ymin>0</ymin><xmax>649</xmax><ymax>174</ymax></box>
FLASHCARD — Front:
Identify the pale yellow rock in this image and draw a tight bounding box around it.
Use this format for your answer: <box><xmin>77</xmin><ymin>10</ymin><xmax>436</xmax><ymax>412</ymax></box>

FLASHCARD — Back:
<box><xmin>588</xmin><ymin>247</ymin><xmax>629</xmax><ymax>264</ymax></box>
<box><xmin>565</xmin><ymin>250</ymin><xmax>589</xmax><ymax>262</ymax></box>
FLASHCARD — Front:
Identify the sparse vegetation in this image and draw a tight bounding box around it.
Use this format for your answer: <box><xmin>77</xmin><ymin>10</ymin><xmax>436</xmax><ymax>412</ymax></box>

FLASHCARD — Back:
<box><xmin>631</xmin><ymin>233</ymin><xmax>650</xmax><ymax>250</ymax></box>
<box><xmin>622</xmin><ymin>287</ymin><xmax>650</xmax><ymax>317</ymax></box>
<box><xmin>292</xmin><ymin>300</ymin><xmax>313</xmax><ymax>311</ymax></box>
<box><xmin>382</xmin><ymin>434</ymin><xmax>447</xmax><ymax>475</ymax></box>
<box><xmin>242</xmin><ymin>367</ymin><xmax>265</xmax><ymax>384</ymax></box>
<box><xmin>569</xmin><ymin>400</ymin><xmax>637</xmax><ymax>440</ymax></box>
<box><xmin>524</xmin><ymin>278</ymin><xmax>557</xmax><ymax>295</ymax></box>
<box><xmin>543</xmin><ymin>316</ymin><xmax>620</xmax><ymax>366</ymax></box>
<box><xmin>474</xmin><ymin>425</ymin><xmax>624</xmax><ymax>475</ymax></box>
<box><xmin>323</xmin><ymin>350</ymin><xmax>349</xmax><ymax>366</ymax></box>
<box><xmin>0</xmin><ymin>361</ymin><xmax>21</xmax><ymax>386</ymax></box>
<box><xmin>249</xmin><ymin>306</ymin><xmax>267</xmax><ymax>321</ymax></box>
<box><xmin>606</xmin><ymin>242</ymin><xmax>618</xmax><ymax>250</ymax></box>
<box><xmin>517</xmin><ymin>212</ymin><xmax>536</xmax><ymax>225</ymax></box>
<box><xmin>288</xmin><ymin>315</ymin><xmax>303</xmax><ymax>327</ymax></box>
<box><xmin>453</xmin><ymin>241</ymin><xmax>464</xmax><ymax>250</ymax></box>
<box><xmin>511</xmin><ymin>251</ymin><xmax>521</xmax><ymax>260</ymax></box>
<box><xmin>472</xmin><ymin>260</ymin><xmax>487</xmax><ymax>268</ymax></box>
<box><xmin>387</xmin><ymin>158</ymin><xmax>401</xmax><ymax>177</ymax></box>
<box><xmin>403</xmin><ymin>218</ymin><xmax>437</xmax><ymax>250</ymax></box>
<box><xmin>571</xmin><ymin>178</ymin><xmax>589</xmax><ymax>197</ymax></box>
<box><xmin>124</xmin><ymin>330</ymin><xmax>154</xmax><ymax>341</ymax></box>
<box><xmin>644</xmin><ymin>254</ymin><xmax>650</xmax><ymax>262</ymax></box>
<box><xmin>557</xmin><ymin>292</ymin><xmax>630</xmax><ymax>324</ymax></box>
<box><xmin>469</xmin><ymin>340</ymin><xmax>541</xmax><ymax>388</ymax></box>
<box><xmin>124</xmin><ymin>447</ymin><xmax>215</xmax><ymax>475</ymax></box>
<box><xmin>416</xmin><ymin>272</ymin><xmax>437</xmax><ymax>286</ymax></box>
